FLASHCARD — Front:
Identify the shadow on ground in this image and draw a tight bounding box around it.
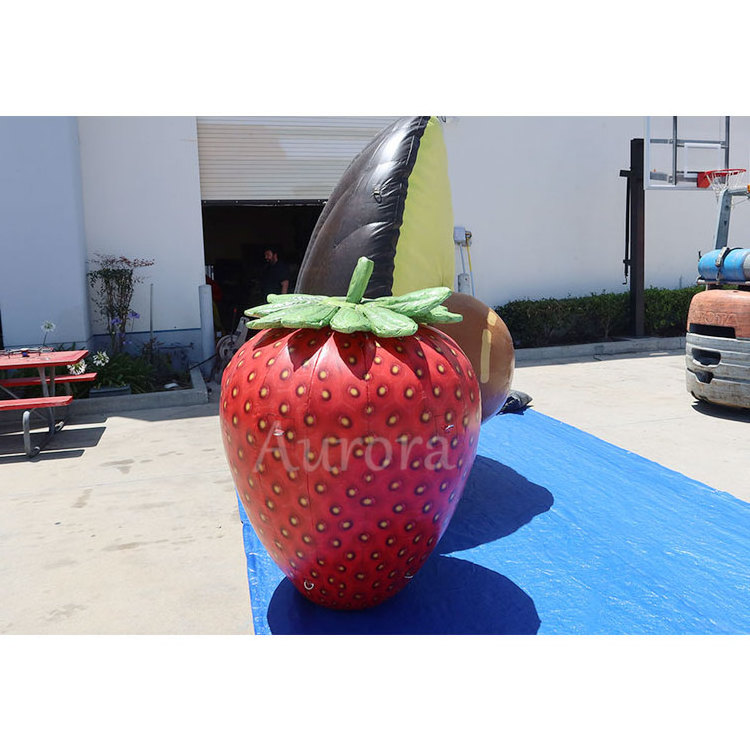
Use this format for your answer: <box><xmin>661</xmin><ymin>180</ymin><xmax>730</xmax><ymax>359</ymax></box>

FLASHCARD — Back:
<box><xmin>267</xmin><ymin>556</ymin><xmax>540</xmax><ymax>634</ymax></box>
<box><xmin>0</xmin><ymin>424</ymin><xmax>106</xmax><ymax>462</ymax></box>
<box><xmin>436</xmin><ymin>455</ymin><xmax>554</xmax><ymax>555</ymax></box>
<box><xmin>691</xmin><ymin>400</ymin><xmax>750</xmax><ymax>423</ymax></box>
<box><xmin>265</xmin><ymin>455</ymin><xmax>554</xmax><ymax>635</ymax></box>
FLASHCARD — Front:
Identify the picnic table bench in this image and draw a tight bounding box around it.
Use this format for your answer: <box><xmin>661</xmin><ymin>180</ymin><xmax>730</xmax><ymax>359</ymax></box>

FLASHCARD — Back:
<box><xmin>0</xmin><ymin>372</ymin><xmax>98</xmax><ymax>389</ymax></box>
<box><xmin>0</xmin><ymin>349</ymin><xmax>94</xmax><ymax>457</ymax></box>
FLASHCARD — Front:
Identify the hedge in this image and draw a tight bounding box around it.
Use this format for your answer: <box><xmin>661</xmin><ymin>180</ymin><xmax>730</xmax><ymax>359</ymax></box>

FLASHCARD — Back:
<box><xmin>495</xmin><ymin>285</ymin><xmax>703</xmax><ymax>349</ymax></box>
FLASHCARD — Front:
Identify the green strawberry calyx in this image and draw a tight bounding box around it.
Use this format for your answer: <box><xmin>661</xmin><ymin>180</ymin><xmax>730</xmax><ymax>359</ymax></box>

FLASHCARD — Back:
<box><xmin>244</xmin><ymin>257</ymin><xmax>462</xmax><ymax>338</ymax></box>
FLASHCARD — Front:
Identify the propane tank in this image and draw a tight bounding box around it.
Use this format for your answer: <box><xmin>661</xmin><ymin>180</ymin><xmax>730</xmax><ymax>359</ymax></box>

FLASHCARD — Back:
<box><xmin>698</xmin><ymin>248</ymin><xmax>750</xmax><ymax>282</ymax></box>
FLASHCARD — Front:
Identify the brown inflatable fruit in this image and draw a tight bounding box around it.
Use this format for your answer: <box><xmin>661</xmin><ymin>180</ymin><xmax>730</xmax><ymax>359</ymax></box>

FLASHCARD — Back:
<box><xmin>433</xmin><ymin>292</ymin><xmax>515</xmax><ymax>422</ymax></box>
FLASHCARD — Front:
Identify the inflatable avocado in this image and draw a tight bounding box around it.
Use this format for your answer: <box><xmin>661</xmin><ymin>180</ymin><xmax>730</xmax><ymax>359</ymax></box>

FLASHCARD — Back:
<box><xmin>433</xmin><ymin>292</ymin><xmax>515</xmax><ymax>422</ymax></box>
<box><xmin>295</xmin><ymin>115</ymin><xmax>514</xmax><ymax>422</ymax></box>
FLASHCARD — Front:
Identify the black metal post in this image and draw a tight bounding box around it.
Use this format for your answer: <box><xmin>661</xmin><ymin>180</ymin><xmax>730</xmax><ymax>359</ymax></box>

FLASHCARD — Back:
<box><xmin>629</xmin><ymin>138</ymin><xmax>645</xmax><ymax>337</ymax></box>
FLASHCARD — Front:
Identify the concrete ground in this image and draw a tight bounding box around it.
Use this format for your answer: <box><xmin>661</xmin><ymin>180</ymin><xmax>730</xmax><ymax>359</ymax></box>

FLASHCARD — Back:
<box><xmin>0</xmin><ymin>380</ymin><xmax>252</xmax><ymax>635</ymax></box>
<box><xmin>1</xmin><ymin>349</ymin><xmax>747</xmax><ymax>634</ymax></box>
<box><xmin>513</xmin><ymin>350</ymin><xmax>750</xmax><ymax>504</ymax></box>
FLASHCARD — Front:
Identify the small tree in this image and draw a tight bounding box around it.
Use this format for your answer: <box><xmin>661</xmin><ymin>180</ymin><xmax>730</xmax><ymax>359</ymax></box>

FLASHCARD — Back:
<box><xmin>88</xmin><ymin>253</ymin><xmax>154</xmax><ymax>354</ymax></box>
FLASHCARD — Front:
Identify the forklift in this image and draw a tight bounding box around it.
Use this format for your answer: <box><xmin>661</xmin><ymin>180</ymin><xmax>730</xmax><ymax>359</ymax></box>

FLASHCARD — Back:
<box><xmin>686</xmin><ymin>170</ymin><xmax>750</xmax><ymax>409</ymax></box>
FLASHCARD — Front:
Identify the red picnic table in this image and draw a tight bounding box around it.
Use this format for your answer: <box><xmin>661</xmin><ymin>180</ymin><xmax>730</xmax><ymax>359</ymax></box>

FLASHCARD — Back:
<box><xmin>0</xmin><ymin>349</ymin><xmax>96</xmax><ymax>457</ymax></box>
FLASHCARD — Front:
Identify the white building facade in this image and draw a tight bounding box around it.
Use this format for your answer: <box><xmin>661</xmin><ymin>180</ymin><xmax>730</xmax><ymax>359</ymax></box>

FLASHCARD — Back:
<box><xmin>2</xmin><ymin>115</ymin><xmax>749</xmax><ymax>355</ymax></box>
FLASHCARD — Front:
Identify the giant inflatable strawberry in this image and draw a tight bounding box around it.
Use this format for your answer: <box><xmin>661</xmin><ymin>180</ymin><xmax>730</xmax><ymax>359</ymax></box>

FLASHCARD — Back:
<box><xmin>220</xmin><ymin>258</ymin><xmax>481</xmax><ymax>610</ymax></box>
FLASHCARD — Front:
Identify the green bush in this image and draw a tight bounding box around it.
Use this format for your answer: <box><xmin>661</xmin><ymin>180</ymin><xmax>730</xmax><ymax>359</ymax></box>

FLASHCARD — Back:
<box><xmin>496</xmin><ymin>285</ymin><xmax>702</xmax><ymax>348</ymax></box>
<box><xmin>643</xmin><ymin>286</ymin><xmax>701</xmax><ymax>337</ymax></box>
<box><xmin>93</xmin><ymin>352</ymin><xmax>154</xmax><ymax>392</ymax></box>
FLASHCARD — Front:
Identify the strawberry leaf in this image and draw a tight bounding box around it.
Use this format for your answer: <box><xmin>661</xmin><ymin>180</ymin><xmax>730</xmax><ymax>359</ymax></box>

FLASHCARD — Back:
<box><xmin>330</xmin><ymin>306</ymin><xmax>371</xmax><ymax>333</ymax></box>
<box><xmin>361</xmin><ymin>305</ymin><xmax>418</xmax><ymax>337</ymax></box>
<box><xmin>245</xmin><ymin>294</ymin><xmax>326</xmax><ymax>318</ymax></box>
<box><xmin>281</xmin><ymin>303</ymin><xmax>338</xmax><ymax>329</ymax></box>
<box><xmin>368</xmin><ymin>287</ymin><xmax>452</xmax><ymax>316</ymax></box>
<box><xmin>412</xmin><ymin>304</ymin><xmax>464</xmax><ymax>324</ymax></box>
<box><xmin>244</xmin><ymin>257</ymin><xmax>461</xmax><ymax>336</ymax></box>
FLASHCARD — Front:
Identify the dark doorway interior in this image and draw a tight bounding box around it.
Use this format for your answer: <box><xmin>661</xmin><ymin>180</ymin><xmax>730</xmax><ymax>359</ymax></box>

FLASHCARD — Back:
<box><xmin>202</xmin><ymin>203</ymin><xmax>323</xmax><ymax>334</ymax></box>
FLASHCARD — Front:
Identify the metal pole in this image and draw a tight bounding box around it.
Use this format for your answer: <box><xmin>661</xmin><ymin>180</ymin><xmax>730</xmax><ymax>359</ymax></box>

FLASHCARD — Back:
<box><xmin>629</xmin><ymin>138</ymin><xmax>646</xmax><ymax>337</ymax></box>
<box><xmin>724</xmin><ymin>116</ymin><xmax>730</xmax><ymax>170</ymax></box>
<box><xmin>714</xmin><ymin>188</ymin><xmax>733</xmax><ymax>249</ymax></box>
<box><xmin>712</xmin><ymin>185</ymin><xmax>748</xmax><ymax>250</ymax></box>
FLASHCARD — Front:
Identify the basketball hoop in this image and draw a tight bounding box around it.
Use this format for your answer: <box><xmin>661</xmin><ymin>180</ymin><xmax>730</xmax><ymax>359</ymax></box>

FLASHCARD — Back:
<box><xmin>697</xmin><ymin>168</ymin><xmax>748</xmax><ymax>199</ymax></box>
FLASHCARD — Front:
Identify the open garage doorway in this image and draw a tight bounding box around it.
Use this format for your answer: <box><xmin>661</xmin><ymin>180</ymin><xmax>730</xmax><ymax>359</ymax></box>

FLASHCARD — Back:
<box><xmin>201</xmin><ymin>201</ymin><xmax>323</xmax><ymax>335</ymax></box>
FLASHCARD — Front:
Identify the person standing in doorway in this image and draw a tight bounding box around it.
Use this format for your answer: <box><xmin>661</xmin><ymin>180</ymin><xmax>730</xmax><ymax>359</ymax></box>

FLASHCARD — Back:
<box><xmin>260</xmin><ymin>249</ymin><xmax>290</xmax><ymax>297</ymax></box>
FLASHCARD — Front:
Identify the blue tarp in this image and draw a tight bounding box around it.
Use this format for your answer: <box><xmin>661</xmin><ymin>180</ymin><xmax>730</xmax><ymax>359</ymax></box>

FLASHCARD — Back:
<box><xmin>239</xmin><ymin>409</ymin><xmax>750</xmax><ymax>634</ymax></box>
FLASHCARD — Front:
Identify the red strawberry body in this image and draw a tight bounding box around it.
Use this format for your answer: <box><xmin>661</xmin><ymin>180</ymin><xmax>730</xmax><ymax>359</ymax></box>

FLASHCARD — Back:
<box><xmin>220</xmin><ymin>325</ymin><xmax>481</xmax><ymax>610</ymax></box>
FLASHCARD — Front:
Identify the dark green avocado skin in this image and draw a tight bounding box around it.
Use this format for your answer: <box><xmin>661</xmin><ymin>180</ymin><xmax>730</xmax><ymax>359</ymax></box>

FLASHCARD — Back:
<box><xmin>294</xmin><ymin>116</ymin><xmax>430</xmax><ymax>299</ymax></box>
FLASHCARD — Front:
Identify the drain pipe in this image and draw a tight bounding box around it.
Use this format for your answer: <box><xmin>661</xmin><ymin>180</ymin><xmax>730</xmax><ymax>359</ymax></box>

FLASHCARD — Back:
<box><xmin>199</xmin><ymin>283</ymin><xmax>214</xmax><ymax>378</ymax></box>
<box><xmin>149</xmin><ymin>283</ymin><xmax>154</xmax><ymax>340</ymax></box>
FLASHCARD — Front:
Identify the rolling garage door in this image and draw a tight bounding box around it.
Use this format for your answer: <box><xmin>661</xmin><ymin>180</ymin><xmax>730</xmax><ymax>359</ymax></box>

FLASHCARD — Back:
<box><xmin>197</xmin><ymin>116</ymin><xmax>397</xmax><ymax>202</ymax></box>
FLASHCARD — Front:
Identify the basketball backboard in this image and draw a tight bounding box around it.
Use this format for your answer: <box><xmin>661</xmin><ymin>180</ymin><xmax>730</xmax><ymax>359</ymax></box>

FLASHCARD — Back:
<box><xmin>645</xmin><ymin>116</ymin><xmax>730</xmax><ymax>190</ymax></box>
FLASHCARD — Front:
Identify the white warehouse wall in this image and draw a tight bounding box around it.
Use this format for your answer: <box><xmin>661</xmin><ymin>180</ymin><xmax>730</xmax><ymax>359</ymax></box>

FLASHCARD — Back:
<box><xmin>442</xmin><ymin>116</ymin><xmax>750</xmax><ymax>308</ymax></box>
<box><xmin>0</xmin><ymin>116</ymin><xmax>90</xmax><ymax>347</ymax></box>
<box><xmin>77</xmin><ymin>117</ymin><xmax>205</xmax><ymax>349</ymax></box>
